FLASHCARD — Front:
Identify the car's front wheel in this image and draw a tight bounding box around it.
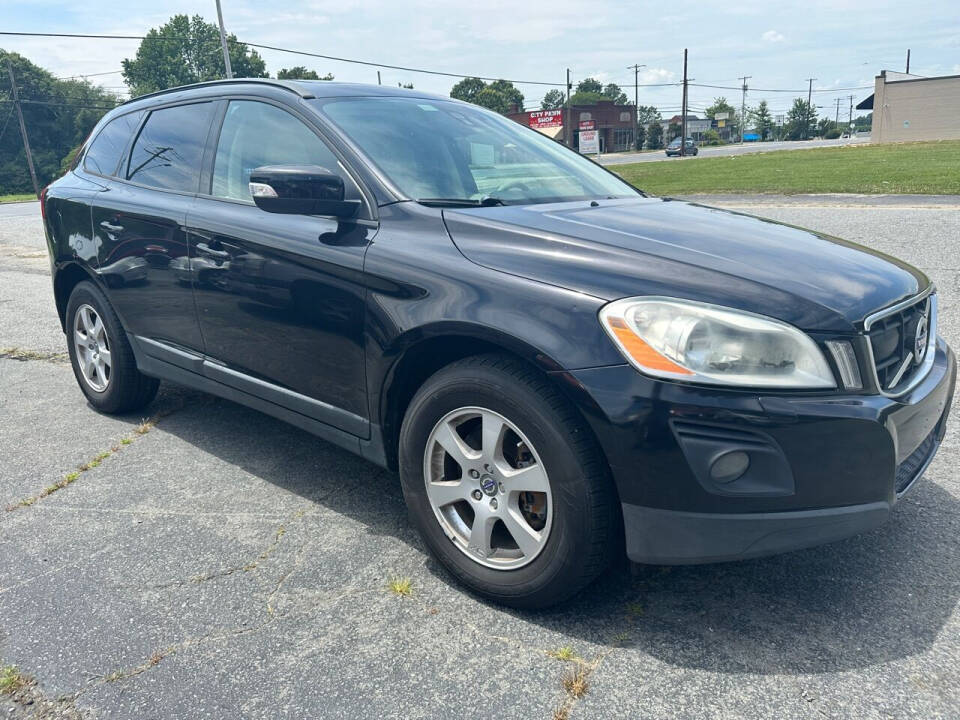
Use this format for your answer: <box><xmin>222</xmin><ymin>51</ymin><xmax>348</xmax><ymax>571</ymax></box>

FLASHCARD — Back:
<box><xmin>399</xmin><ymin>354</ymin><xmax>618</xmax><ymax>608</ymax></box>
<box><xmin>65</xmin><ymin>281</ymin><xmax>159</xmax><ymax>413</ymax></box>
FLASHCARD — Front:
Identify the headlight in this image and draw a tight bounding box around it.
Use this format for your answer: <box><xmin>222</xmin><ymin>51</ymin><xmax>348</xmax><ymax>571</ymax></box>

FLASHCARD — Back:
<box><xmin>599</xmin><ymin>297</ymin><xmax>835</xmax><ymax>389</ymax></box>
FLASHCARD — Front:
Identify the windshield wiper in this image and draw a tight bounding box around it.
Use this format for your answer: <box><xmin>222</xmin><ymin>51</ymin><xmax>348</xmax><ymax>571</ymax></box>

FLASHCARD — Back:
<box><xmin>416</xmin><ymin>196</ymin><xmax>506</xmax><ymax>208</ymax></box>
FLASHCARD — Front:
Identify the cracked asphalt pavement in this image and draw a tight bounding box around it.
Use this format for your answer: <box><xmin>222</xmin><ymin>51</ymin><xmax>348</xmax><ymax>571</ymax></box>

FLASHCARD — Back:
<box><xmin>1</xmin><ymin>197</ymin><xmax>959</xmax><ymax>719</ymax></box>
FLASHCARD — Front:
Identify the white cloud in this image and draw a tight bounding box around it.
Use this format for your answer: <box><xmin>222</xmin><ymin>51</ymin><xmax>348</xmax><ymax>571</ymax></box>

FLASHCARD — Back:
<box><xmin>762</xmin><ymin>30</ymin><xmax>785</xmax><ymax>43</ymax></box>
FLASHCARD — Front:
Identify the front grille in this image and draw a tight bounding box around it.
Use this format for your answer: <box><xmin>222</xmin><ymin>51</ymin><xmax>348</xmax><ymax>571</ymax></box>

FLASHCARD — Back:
<box><xmin>867</xmin><ymin>295</ymin><xmax>932</xmax><ymax>393</ymax></box>
<box><xmin>895</xmin><ymin>430</ymin><xmax>937</xmax><ymax>494</ymax></box>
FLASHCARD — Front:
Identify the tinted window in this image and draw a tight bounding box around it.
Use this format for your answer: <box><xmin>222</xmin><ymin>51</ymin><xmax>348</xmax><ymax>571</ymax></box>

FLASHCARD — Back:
<box><xmin>317</xmin><ymin>97</ymin><xmax>637</xmax><ymax>205</ymax></box>
<box><xmin>127</xmin><ymin>103</ymin><xmax>214</xmax><ymax>192</ymax></box>
<box><xmin>212</xmin><ymin>100</ymin><xmax>358</xmax><ymax>202</ymax></box>
<box><xmin>83</xmin><ymin>110</ymin><xmax>144</xmax><ymax>176</ymax></box>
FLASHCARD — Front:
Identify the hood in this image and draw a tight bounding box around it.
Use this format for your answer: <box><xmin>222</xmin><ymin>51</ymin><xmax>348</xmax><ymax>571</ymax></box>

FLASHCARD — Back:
<box><xmin>442</xmin><ymin>197</ymin><xmax>927</xmax><ymax>332</ymax></box>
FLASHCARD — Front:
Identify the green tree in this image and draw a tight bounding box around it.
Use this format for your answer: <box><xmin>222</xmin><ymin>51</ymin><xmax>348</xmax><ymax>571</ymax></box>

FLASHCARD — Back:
<box><xmin>277</xmin><ymin>66</ymin><xmax>333</xmax><ymax>80</ymax></box>
<box><xmin>646</xmin><ymin>122</ymin><xmax>663</xmax><ymax>149</ymax></box>
<box><xmin>853</xmin><ymin>112</ymin><xmax>872</xmax><ymax>131</ymax></box>
<box><xmin>121</xmin><ymin>14</ymin><xmax>267</xmax><ymax>97</ymax></box>
<box><xmin>576</xmin><ymin>78</ymin><xmax>604</xmax><ymax>95</ymax></box>
<box><xmin>602</xmin><ymin>83</ymin><xmax>629</xmax><ymax>105</ymax></box>
<box><xmin>816</xmin><ymin>117</ymin><xmax>834</xmax><ymax>138</ymax></box>
<box><xmin>540</xmin><ymin>89</ymin><xmax>565</xmax><ymax>110</ymax></box>
<box><xmin>568</xmin><ymin>77</ymin><xmax>605</xmax><ymax>105</ymax></box>
<box><xmin>635</xmin><ymin>105</ymin><xmax>660</xmax><ymax>150</ymax></box>
<box><xmin>0</xmin><ymin>49</ymin><xmax>120</xmax><ymax>194</ymax></box>
<box><xmin>785</xmin><ymin>98</ymin><xmax>817</xmax><ymax>140</ymax></box>
<box><xmin>705</xmin><ymin>96</ymin><xmax>738</xmax><ymax>136</ymax></box>
<box><xmin>634</xmin><ymin>123</ymin><xmax>646</xmax><ymax>150</ymax></box>
<box><xmin>701</xmin><ymin>129</ymin><xmax>723</xmax><ymax>146</ymax></box>
<box><xmin>450</xmin><ymin>78</ymin><xmax>523</xmax><ymax>114</ymax></box>
<box><xmin>450</xmin><ymin>77</ymin><xmax>486</xmax><ymax>104</ymax></box>
<box><xmin>635</xmin><ymin>105</ymin><xmax>661</xmax><ymax>126</ymax></box>
<box><xmin>751</xmin><ymin>100</ymin><xmax>773</xmax><ymax>140</ymax></box>
<box><xmin>667</xmin><ymin>122</ymin><xmax>682</xmax><ymax>141</ymax></box>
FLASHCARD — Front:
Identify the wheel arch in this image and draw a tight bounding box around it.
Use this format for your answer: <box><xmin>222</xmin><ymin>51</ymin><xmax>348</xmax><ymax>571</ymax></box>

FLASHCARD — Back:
<box><xmin>376</xmin><ymin>322</ymin><xmax>599</xmax><ymax>473</ymax></box>
<box><xmin>53</xmin><ymin>262</ymin><xmax>100</xmax><ymax>331</ymax></box>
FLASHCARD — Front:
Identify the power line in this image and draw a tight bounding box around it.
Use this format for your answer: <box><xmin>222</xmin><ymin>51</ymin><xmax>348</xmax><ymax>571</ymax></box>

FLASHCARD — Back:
<box><xmin>55</xmin><ymin>69</ymin><xmax>124</xmax><ymax>80</ymax></box>
<box><xmin>691</xmin><ymin>82</ymin><xmax>871</xmax><ymax>93</ymax></box>
<box><xmin>0</xmin><ymin>30</ymin><xmax>567</xmax><ymax>87</ymax></box>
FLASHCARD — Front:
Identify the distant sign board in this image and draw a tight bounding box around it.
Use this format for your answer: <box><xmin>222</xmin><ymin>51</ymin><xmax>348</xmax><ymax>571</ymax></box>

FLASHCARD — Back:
<box><xmin>579</xmin><ymin>130</ymin><xmax>600</xmax><ymax>154</ymax></box>
<box><xmin>528</xmin><ymin>109</ymin><xmax>563</xmax><ymax>129</ymax></box>
<box><xmin>579</xmin><ymin>120</ymin><xmax>595</xmax><ymax>130</ymax></box>
<box><xmin>714</xmin><ymin>112</ymin><xmax>729</xmax><ymax>120</ymax></box>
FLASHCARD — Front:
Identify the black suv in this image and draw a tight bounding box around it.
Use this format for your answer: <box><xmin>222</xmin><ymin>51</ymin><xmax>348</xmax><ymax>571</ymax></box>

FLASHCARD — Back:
<box><xmin>41</xmin><ymin>80</ymin><xmax>955</xmax><ymax>608</ymax></box>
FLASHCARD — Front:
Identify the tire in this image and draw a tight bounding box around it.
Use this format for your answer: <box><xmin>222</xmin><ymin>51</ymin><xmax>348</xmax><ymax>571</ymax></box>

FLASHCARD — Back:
<box><xmin>65</xmin><ymin>280</ymin><xmax>159</xmax><ymax>414</ymax></box>
<box><xmin>399</xmin><ymin>354</ymin><xmax>618</xmax><ymax>608</ymax></box>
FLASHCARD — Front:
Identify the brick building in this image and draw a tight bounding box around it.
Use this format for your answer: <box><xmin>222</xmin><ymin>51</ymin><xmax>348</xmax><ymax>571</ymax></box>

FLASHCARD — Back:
<box><xmin>507</xmin><ymin>100</ymin><xmax>637</xmax><ymax>153</ymax></box>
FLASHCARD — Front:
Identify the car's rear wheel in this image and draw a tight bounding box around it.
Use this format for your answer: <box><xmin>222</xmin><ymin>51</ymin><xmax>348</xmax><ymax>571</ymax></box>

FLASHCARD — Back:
<box><xmin>65</xmin><ymin>281</ymin><xmax>159</xmax><ymax>413</ymax></box>
<box><xmin>399</xmin><ymin>354</ymin><xmax>618</xmax><ymax>608</ymax></box>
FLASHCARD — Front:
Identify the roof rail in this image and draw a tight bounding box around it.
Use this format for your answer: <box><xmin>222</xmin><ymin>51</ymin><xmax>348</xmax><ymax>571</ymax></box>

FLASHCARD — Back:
<box><xmin>119</xmin><ymin>78</ymin><xmax>314</xmax><ymax>107</ymax></box>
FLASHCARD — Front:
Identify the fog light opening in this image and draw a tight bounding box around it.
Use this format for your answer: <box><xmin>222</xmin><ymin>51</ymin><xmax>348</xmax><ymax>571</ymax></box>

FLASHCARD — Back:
<box><xmin>709</xmin><ymin>451</ymin><xmax>750</xmax><ymax>484</ymax></box>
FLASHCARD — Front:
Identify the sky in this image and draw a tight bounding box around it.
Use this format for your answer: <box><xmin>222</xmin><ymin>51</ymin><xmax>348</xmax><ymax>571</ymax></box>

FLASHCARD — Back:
<box><xmin>3</xmin><ymin>0</ymin><xmax>959</xmax><ymax>122</ymax></box>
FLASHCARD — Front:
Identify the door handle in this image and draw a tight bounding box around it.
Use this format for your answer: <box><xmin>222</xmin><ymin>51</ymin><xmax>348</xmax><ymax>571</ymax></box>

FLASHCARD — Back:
<box><xmin>99</xmin><ymin>220</ymin><xmax>124</xmax><ymax>233</ymax></box>
<box><xmin>196</xmin><ymin>242</ymin><xmax>230</xmax><ymax>259</ymax></box>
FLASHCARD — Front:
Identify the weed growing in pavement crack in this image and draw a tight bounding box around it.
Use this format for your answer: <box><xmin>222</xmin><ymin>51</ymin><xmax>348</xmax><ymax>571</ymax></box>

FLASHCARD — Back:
<box><xmin>387</xmin><ymin>576</ymin><xmax>413</xmax><ymax>597</ymax></box>
<box><xmin>562</xmin><ymin>664</ymin><xmax>590</xmax><ymax>698</ymax></box>
<box><xmin>548</xmin><ymin>646</ymin><xmax>578</xmax><ymax>662</ymax></box>
<box><xmin>5</xmin><ymin>406</ymin><xmax>177</xmax><ymax>512</ymax></box>
<box><xmin>0</xmin><ymin>665</ymin><xmax>28</xmax><ymax>695</ymax></box>
<box><xmin>0</xmin><ymin>347</ymin><xmax>69</xmax><ymax>363</ymax></box>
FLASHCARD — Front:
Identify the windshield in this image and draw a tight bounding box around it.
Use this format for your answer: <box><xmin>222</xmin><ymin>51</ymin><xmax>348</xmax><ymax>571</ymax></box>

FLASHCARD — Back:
<box><xmin>314</xmin><ymin>96</ymin><xmax>640</xmax><ymax>206</ymax></box>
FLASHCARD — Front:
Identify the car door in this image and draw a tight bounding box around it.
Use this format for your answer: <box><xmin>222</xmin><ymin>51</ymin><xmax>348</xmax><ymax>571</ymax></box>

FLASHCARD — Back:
<box><xmin>186</xmin><ymin>98</ymin><xmax>375</xmax><ymax>436</ymax></box>
<box><xmin>90</xmin><ymin>102</ymin><xmax>216</xmax><ymax>352</ymax></box>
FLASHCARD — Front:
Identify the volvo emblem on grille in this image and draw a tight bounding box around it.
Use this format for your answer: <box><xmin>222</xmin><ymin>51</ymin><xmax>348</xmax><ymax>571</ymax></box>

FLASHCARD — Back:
<box><xmin>914</xmin><ymin>312</ymin><xmax>929</xmax><ymax>364</ymax></box>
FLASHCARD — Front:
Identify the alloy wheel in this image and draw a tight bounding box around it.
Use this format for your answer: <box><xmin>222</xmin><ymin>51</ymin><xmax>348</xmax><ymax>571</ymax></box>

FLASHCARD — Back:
<box><xmin>73</xmin><ymin>304</ymin><xmax>111</xmax><ymax>392</ymax></box>
<box><xmin>423</xmin><ymin>406</ymin><xmax>553</xmax><ymax>570</ymax></box>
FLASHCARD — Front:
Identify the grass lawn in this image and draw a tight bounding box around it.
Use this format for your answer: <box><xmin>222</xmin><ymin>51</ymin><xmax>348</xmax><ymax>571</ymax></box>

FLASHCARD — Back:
<box><xmin>613</xmin><ymin>140</ymin><xmax>960</xmax><ymax>195</ymax></box>
<box><xmin>0</xmin><ymin>193</ymin><xmax>37</xmax><ymax>204</ymax></box>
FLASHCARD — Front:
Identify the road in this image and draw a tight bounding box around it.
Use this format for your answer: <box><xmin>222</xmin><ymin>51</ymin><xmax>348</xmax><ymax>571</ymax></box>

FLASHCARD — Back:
<box><xmin>1</xmin><ymin>197</ymin><xmax>959</xmax><ymax>719</ymax></box>
<box><xmin>598</xmin><ymin>135</ymin><xmax>871</xmax><ymax>165</ymax></box>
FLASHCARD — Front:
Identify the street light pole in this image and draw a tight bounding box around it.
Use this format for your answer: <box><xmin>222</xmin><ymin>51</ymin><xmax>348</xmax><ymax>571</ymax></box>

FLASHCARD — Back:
<box><xmin>215</xmin><ymin>0</ymin><xmax>233</xmax><ymax>79</ymax></box>
<box><xmin>804</xmin><ymin>78</ymin><xmax>817</xmax><ymax>139</ymax></box>
<box><xmin>565</xmin><ymin>68</ymin><xmax>572</xmax><ymax>149</ymax></box>
<box><xmin>680</xmin><ymin>49</ymin><xmax>688</xmax><ymax>157</ymax></box>
<box><xmin>738</xmin><ymin>75</ymin><xmax>751</xmax><ymax>144</ymax></box>
<box><xmin>627</xmin><ymin>63</ymin><xmax>646</xmax><ymax>150</ymax></box>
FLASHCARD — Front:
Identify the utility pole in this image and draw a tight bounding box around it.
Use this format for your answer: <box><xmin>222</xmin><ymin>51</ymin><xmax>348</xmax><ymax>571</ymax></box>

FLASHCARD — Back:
<box><xmin>565</xmin><ymin>68</ymin><xmax>572</xmax><ymax>149</ymax></box>
<box><xmin>835</xmin><ymin>97</ymin><xmax>841</xmax><ymax>128</ymax></box>
<box><xmin>215</xmin><ymin>0</ymin><xmax>233</xmax><ymax>79</ymax></box>
<box><xmin>6</xmin><ymin>62</ymin><xmax>40</xmax><ymax>199</ymax></box>
<box><xmin>627</xmin><ymin>63</ymin><xmax>645</xmax><ymax>150</ymax></box>
<box><xmin>738</xmin><ymin>75</ymin><xmax>751</xmax><ymax>144</ymax></box>
<box><xmin>848</xmin><ymin>94</ymin><xmax>855</xmax><ymax>129</ymax></box>
<box><xmin>804</xmin><ymin>78</ymin><xmax>816</xmax><ymax>139</ymax></box>
<box><xmin>906</xmin><ymin>48</ymin><xmax>911</xmax><ymax>74</ymax></box>
<box><xmin>377</xmin><ymin>71</ymin><xmax>381</xmax><ymax>85</ymax></box>
<box><xmin>680</xmin><ymin>49</ymin><xmax>688</xmax><ymax>157</ymax></box>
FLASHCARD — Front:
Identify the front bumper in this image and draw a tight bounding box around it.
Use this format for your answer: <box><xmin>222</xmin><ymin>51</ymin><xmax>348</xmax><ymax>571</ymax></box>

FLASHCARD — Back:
<box><xmin>561</xmin><ymin>338</ymin><xmax>956</xmax><ymax>564</ymax></box>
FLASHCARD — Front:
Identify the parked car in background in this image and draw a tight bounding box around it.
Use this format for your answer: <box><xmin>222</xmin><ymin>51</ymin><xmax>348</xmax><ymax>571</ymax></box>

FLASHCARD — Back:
<box><xmin>41</xmin><ymin>80</ymin><xmax>955</xmax><ymax>608</ymax></box>
<box><xmin>665</xmin><ymin>136</ymin><xmax>698</xmax><ymax>156</ymax></box>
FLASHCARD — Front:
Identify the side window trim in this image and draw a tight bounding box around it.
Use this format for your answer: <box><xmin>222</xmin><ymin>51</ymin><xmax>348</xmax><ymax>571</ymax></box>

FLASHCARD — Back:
<box><xmin>199</xmin><ymin>95</ymin><xmax>376</xmax><ymax>221</ymax></box>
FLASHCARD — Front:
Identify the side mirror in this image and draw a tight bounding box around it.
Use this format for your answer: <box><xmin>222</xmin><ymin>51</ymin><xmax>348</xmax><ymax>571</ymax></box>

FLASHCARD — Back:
<box><xmin>249</xmin><ymin>165</ymin><xmax>361</xmax><ymax>218</ymax></box>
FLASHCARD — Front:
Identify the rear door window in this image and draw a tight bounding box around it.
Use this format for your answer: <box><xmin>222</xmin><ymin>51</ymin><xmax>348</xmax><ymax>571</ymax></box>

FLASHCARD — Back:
<box><xmin>126</xmin><ymin>102</ymin><xmax>215</xmax><ymax>192</ymax></box>
<box><xmin>83</xmin><ymin>110</ymin><xmax>144</xmax><ymax>177</ymax></box>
